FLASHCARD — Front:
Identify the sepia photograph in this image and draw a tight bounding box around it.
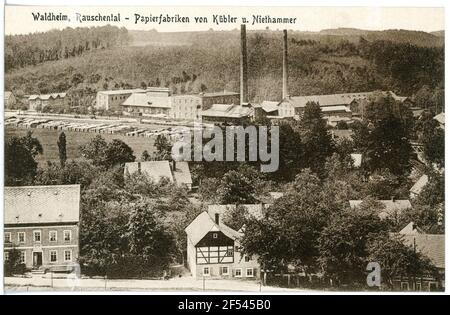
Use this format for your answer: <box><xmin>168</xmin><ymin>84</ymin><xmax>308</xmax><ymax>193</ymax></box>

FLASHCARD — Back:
<box><xmin>1</xmin><ymin>2</ymin><xmax>446</xmax><ymax>297</ymax></box>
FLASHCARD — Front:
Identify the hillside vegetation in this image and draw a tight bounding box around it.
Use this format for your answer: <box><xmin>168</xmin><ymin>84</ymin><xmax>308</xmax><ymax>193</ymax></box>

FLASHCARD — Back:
<box><xmin>5</xmin><ymin>27</ymin><xmax>444</xmax><ymax>107</ymax></box>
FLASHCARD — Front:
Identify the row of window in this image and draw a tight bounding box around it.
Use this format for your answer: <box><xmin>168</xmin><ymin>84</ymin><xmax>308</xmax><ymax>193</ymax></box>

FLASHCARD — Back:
<box><xmin>202</xmin><ymin>266</ymin><xmax>255</xmax><ymax>277</ymax></box>
<box><xmin>4</xmin><ymin>250</ymin><xmax>72</xmax><ymax>263</ymax></box>
<box><xmin>4</xmin><ymin>230</ymin><xmax>72</xmax><ymax>244</ymax></box>
<box><xmin>400</xmin><ymin>281</ymin><xmax>439</xmax><ymax>291</ymax></box>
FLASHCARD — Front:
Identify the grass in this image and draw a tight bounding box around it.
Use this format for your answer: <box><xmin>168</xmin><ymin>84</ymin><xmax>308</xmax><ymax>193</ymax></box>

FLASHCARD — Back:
<box><xmin>6</xmin><ymin>127</ymin><xmax>156</xmax><ymax>166</ymax></box>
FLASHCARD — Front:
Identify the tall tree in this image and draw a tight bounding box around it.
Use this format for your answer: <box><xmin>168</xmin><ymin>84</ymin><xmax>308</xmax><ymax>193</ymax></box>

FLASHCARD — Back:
<box><xmin>57</xmin><ymin>132</ymin><xmax>67</xmax><ymax>167</ymax></box>
<box><xmin>5</xmin><ymin>136</ymin><xmax>39</xmax><ymax>185</ymax></box>
<box><xmin>354</xmin><ymin>95</ymin><xmax>413</xmax><ymax>176</ymax></box>
<box><xmin>298</xmin><ymin>102</ymin><xmax>334</xmax><ymax>176</ymax></box>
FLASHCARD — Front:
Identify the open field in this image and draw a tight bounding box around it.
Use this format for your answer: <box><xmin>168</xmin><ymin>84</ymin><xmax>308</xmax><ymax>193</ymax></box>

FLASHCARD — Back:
<box><xmin>5</xmin><ymin>127</ymin><xmax>156</xmax><ymax>166</ymax></box>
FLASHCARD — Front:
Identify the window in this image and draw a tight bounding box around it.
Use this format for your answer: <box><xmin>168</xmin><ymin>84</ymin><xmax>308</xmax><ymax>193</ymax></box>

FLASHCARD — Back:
<box><xmin>415</xmin><ymin>283</ymin><xmax>422</xmax><ymax>291</ymax></box>
<box><xmin>246</xmin><ymin>268</ymin><xmax>254</xmax><ymax>277</ymax></box>
<box><xmin>64</xmin><ymin>250</ymin><xmax>72</xmax><ymax>262</ymax></box>
<box><xmin>18</xmin><ymin>232</ymin><xmax>25</xmax><ymax>243</ymax></box>
<box><xmin>212</xmin><ymin>233</ymin><xmax>218</xmax><ymax>239</ymax></box>
<box><xmin>429</xmin><ymin>282</ymin><xmax>439</xmax><ymax>292</ymax></box>
<box><xmin>226</xmin><ymin>249</ymin><xmax>233</xmax><ymax>257</ymax></box>
<box><xmin>401</xmin><ymin>282</ymin><xmax>409</xmax><ymax>291</ymax></box>
<box><xmin>4</xmin><ymin>232</ymin><xmax>11</xmax><ymax>243</ymax></box>
<box><xmin>33</xmin><ymin>230</ymin><xmax>41</xmax><ymax>242</ymax></box>
<box><xmin>49</xmin><ymin>231</ymin><xmax>57</xmax><ymax>242</ymax></box>
<box><xmin>235</xmin><ymin>268</ymin><xmax>242</xmax><ymax>277</ymax></box>
<box><xmin>221</xmin><ymin>266</ymin><xmax>229</xmax><ymax>275</ymax></box>
<box><xmin>63</xmin><ymin>230</ymin><xmax>72</xmax><ymax>242</ymax></box>
<box><xmin>203</xmin><ymin>267</ymin><xmax>210</xmax><ymax>276</ymax></box>
<box><xmin>244</xmin><ymin>255</ymin><xmax>251</xmax><ymax>262</ymax></box>
<box><xmin>19</xmin><ymin>251</ymin><xmax>26</xmax><ymax>264</ymax></box>
<box><xmin>50</xmin><ymin>250</ymin><xmax>57</xmax><ymax>263</ymax></box>
<box><xmin>4</xmin><ymin>251</ymin><xmax>9</xmax><ymax>261</ymax></box>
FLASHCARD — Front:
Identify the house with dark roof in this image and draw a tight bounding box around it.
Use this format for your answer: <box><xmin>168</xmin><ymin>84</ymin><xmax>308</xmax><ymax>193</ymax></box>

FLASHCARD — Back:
<box><xmin>4</xmin><ymin>185</ymin><xmax>80</xmax><ymax>273</ymax></box>
<box><xmin>185</xmin><ymin>211</ymin><xmax>259</xmax><ymax>279</ymax></box>
<box><xmin>124</xmin><ymin>160</ymin><xmax>193</xmax><ymax>190</ymax></box>
<box><xmin>392</xmin><ymin>223</ymin><xmax>445</xmax><ymax>291</ymax></box>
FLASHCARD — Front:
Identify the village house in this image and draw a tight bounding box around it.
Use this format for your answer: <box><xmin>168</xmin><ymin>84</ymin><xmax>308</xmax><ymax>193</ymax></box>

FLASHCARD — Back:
<box><xmin>185</xmin><ymin>211</ymin><xmax>259</xmax><ymax>279</ymax></box>
<box><xmin>349</xmin><ymin>199</ymin><xmax>412</xmax><ymax>219</ymax></box>
<box><xmin>4</xmin><ymin>185</ymin><xmax>80</xmax><ymax>273</ymax></box>
<box><xmin>28</xmin><ymin>93</ymin><xmax>67</xmax><ymax>111</ymax></box>
<box><xmin>253</xmin><ymin>101</ymin><xmax>284</xmax><ymax>121</ymax></box>
<box><xmin>124</xmin><ymin>160</ymin><xmax>193</xmax><ymax>190</ymax></box>
<box><xmin>201</xmin><ymin>104</ymin><xmax>253</xmax><ymax>124</ymax></box>
<box><xmin>392</xmin><ymin>222</ymin><xmax>445</xmax><ymax>291</ymax></box>
<box><xmin>121</xmin><ymin>88</ymin><xmax>172</xmax><ymax>117</ymax></box>
<box><xmin>95</xmin><ymin>88</ymin><xmax>169</xmax><ymax>112</ymax></box>
<box><xmin>4</xmin><ymin>91</ymin><xmax>16</xmax><ymax>108</ymax></box>
<box><xmin>171</xmin><ymin>91</ymin><xmax>240</xmax><ymax>120</ymax></box>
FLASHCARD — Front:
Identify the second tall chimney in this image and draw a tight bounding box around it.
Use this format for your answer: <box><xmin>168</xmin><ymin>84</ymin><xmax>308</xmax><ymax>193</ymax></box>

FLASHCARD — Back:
<box><xmin>282</xmin><ymin>29</ymin><xmax>289</xmax><ymax>99</ymax></box>
<box><xmin>240</xmin><ymin>24</ymin><xmax>248</xmax><ymax>105</ymax></box>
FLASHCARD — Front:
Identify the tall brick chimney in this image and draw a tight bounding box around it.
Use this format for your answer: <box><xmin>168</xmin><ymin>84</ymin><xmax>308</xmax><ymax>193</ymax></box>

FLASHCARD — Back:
<box><xmin>282</xmin><ymin>29</ymin><xmax>289</xmax><ymax>99</ymax></box>
<box><xmin>240</xmin><ymin>24</ymin><xmax>248</xmax><ymax>105</ymax></box>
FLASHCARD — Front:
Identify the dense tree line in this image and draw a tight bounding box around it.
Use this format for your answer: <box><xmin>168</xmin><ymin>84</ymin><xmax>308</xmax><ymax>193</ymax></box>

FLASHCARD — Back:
<box><xmin>5</xmin><ymin>26</ymin><xmax>130</xmax><ymax>71</ymax></box>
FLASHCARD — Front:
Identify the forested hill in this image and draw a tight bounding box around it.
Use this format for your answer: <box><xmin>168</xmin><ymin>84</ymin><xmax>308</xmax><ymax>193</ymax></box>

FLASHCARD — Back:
<box><xmin>5</xmin><ymin>27</ymin><xmax>444</xmax><ymax>105</ymax></box>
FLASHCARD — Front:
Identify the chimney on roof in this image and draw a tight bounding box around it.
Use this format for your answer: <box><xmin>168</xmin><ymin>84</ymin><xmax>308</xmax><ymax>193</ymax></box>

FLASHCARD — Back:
<box><xmin>215</xmin><ymin>213</ymin><xmax>220</xmax><ymax>225</ymax></box>
<box><xmin>240</xmin><ymin>24</ymin><xmax>248</xmax><ymax>106</ymax></box>
<box><xmin>282</xmin><ymin>29</ymin><xmax>289</xmax><ymax>100</ymax></box>
<box><xmin>391</xmin><ymin>196</ymin><xmax>396</xmax><ymax>202</ymax></box>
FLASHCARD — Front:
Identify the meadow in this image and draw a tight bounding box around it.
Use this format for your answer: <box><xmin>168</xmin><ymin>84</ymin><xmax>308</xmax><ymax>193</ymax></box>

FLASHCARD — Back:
<box><xmin>6</xmin><ymin>127</ymin><xmax>156</xmax><ymax>166</ymax></box>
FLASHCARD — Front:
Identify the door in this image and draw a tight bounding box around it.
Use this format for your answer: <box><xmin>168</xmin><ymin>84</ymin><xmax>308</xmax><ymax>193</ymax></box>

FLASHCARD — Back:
<box><xmin>33</xmin><ymin>252</ymin><xmax>42</xmax><ymax>268</ymax></box>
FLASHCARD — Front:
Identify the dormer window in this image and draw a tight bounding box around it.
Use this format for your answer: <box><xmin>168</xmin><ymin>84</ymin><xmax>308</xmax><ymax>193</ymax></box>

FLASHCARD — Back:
<box><xmin>212</xmin><ymin>233</ymin><xmax>218</xmax><ymax>239</ymax></box>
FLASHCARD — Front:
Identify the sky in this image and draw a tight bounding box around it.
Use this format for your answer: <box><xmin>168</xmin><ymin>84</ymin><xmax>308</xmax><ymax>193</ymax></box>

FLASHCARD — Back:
<box><xmin>4</xmin><ymin>6</ymin><xmax>445</xmax><ymax>35</ymax></box>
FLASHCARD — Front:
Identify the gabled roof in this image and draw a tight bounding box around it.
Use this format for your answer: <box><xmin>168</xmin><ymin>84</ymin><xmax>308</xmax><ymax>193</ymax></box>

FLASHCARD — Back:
<box><xmin>172</xmin><ymin>161</ymin><xmax>193</xmax><ymax>185</ymax></box>
<box><xmin>4</xmin><ymin>185</ymin><xmax>80</xmax><ymax>225</ymax></box>
<box><xmin>281</xmin><ymin>91</ymin><xmax>406</xmax><ymax>108</ymax></box>
<box><xmin>124</xmin><ymin>161</ymin><xmax>192</xmax><ymax>186</ymax></box>
<box><xmin>207</xmin><ymin>204</ymin><xmax>266</xmax><ymax>221</ymax></box>
<box><xmin>258</xmin><ymin>101</ymin><xmax>280</xmax><ymax>113</ymax></box>
<box><xmin>321</xmin><ymin>105</ymin><xmax>351</xmax><ymax>112</ymax></box>
<box><xmin>201</xmin><ymin>104</ymin><xmax>252</xmax><ymax>118</ymax></box>
<box><xmin>4</xmin><ymin>91</ymin><xmax>13</xmax><ymax>100</ymax></box>
<box><xmin>434</xmin><ymin>112</ymin><xmax>445</xmax><ymax>126</ymax></box>
<box><xmin>399</xmin><ymin>222</ymin><xmax>424</xmax><ymax>235</ymax></box>
<box><xmin>410</xmin><ymin>174</ymin><xmax>429</xmax><ymax>196</ymax></box>
<box><xmin>200</xmin><ymin>91</ymin><xmax>239</xmax><ymax>98</ymax></box>
<box><xmin>122</xmin><ymin>93</ymin><xmax>171</xmax><ymax>108</ymax></box>
<box><xmin>98</xmin><ymin>88</ymin><xmax>146</xmax><ymax>95</ymax></box>
<box><xmin>125</xmin><ymin>161</ymin><xmax>174</xmax><ymax>183</ymax></box>
<box><xmin>185</xmin><ymin>212</ymin><xmax>242</xmax><ymax>246</ymax></box>
<box><xmin>400</xmin><ymin>234</ymin><xmax>445</xmax><ymax>269</ymax></box>
<box><xmin>349</xmin><ymin>199</ymin><xmax>412</xmax><ymax>219</ymax></box>
<box><xmin>29</xmin><ymin>93</ymin><xmax>66</xmax><ymax>100</ymax></box>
